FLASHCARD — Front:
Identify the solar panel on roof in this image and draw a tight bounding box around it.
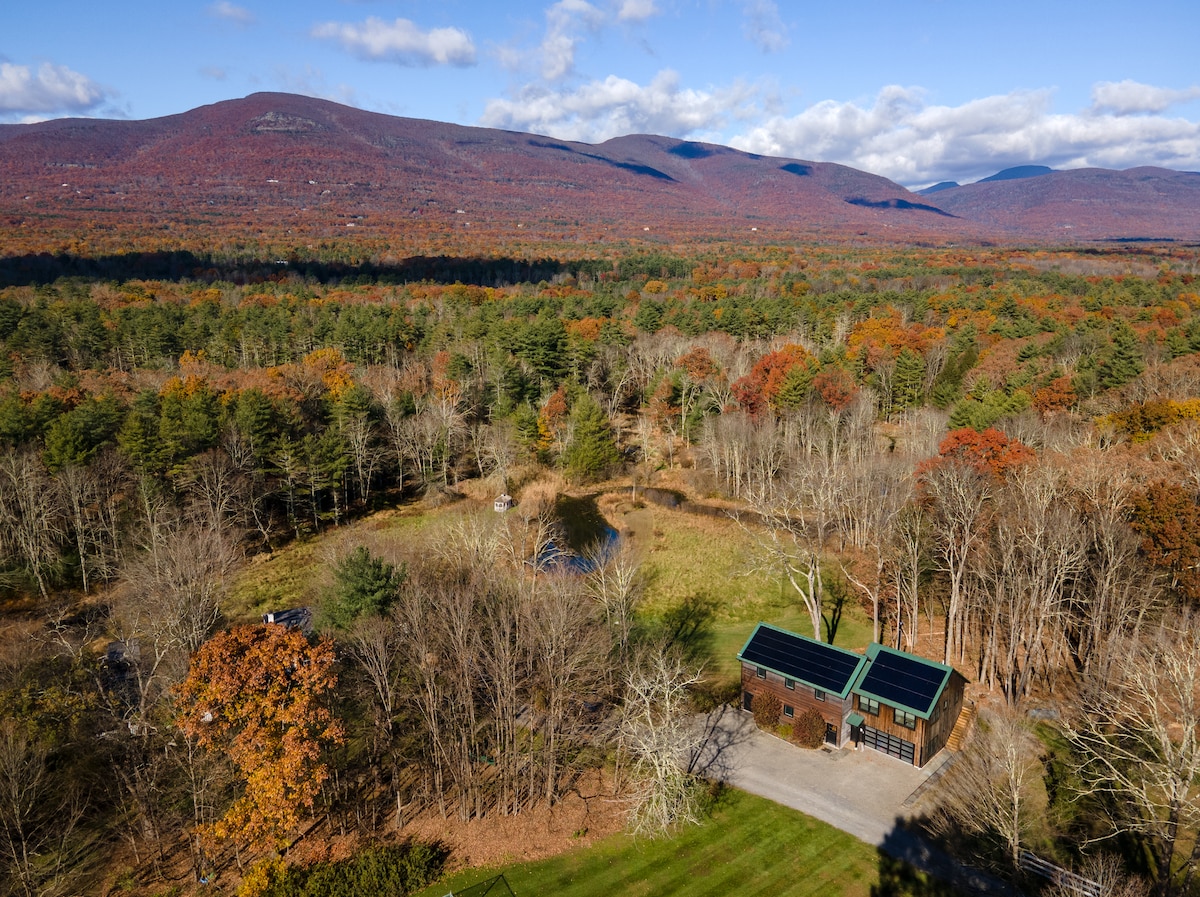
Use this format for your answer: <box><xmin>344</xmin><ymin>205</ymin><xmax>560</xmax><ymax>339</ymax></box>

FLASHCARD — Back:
<box><xmin>738</xmin><ymin>626</ymin><xmax>863</xmax><ymax>695</ymax></box>
<box><xmin>855</xmin><ymin>650</ymin><xmax>947</xmax><ymax>716</ymax></box>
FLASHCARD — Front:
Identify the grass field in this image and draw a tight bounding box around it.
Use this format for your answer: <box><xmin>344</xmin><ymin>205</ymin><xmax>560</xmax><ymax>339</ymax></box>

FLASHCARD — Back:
<box><xmin>226</xmin><ymin>488</ymin><xmax>876</xmax><ymax>684</ymax></box>
<box><xmin>225</xmin><ymin>507</ymin><xmax>435</xmax><ymax>621</ymax></box>
<box><xmin>413</xmin><ymin>788</ymin><xmax>885</xmax><ymax>897</ymax></box>
<box><xmin>613</xmin><ymin>502</ymin><xmax>875</xmax><ymax>683</ymax></box>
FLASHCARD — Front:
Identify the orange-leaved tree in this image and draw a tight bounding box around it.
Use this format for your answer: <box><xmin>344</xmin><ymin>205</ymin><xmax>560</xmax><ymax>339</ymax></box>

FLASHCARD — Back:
<box><xmin>175</xmin><ymin>624</ymin><xmax>344</xmax><ymax>854</ymax></box>
<box><xmin>923</xmin><ymin>427</ymin><xmax>1035</xmax><ymax>482</ymax></box>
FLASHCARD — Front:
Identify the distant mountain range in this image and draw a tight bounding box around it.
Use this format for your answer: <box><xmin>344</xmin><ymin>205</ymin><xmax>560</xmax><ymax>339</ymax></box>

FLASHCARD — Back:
<box><xmin>1</xmin><ymin>92</ymin><xmax>1197</xmax><ymax>249</ymax></box>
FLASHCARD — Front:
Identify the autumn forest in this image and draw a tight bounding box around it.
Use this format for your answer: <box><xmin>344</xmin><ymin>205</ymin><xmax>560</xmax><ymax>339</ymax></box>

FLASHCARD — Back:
<box><xmin>3</xmin><ymin>235</ymin><xmax>1200</xmax><ymax>897</ymax></box>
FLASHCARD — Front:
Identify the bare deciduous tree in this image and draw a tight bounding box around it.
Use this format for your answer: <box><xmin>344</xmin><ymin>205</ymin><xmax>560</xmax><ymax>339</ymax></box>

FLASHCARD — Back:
<box><xmin>1067</xmin><ymin>616</ymin><xmax>1200</xmax><ymax>897</ymax></box>
<box><xmin>742</xmin><ymin>456</ymin><xmax>842</xmax><ymax>641</ymax></box>
<box><xmin>1043</xmin><ymin>853</ymin><xmax>1149</xmax><ymax>897</ymax></box>
<box><xmin>0</xmin><ymin>449</ymin><xmax>62</xmax><ymax>599</ymax></box>
<box><xmin>54</xmin><ymin>450</ymin><xmax>125</xmax><ymax>594</ymax></box>
<box><xmin>838</xmin><ymin>459</ymin><xmax>912</xmax><ymax>643</ymax></box>
<box><xmin>930</xmin><ymin>709</ymin><xmax>1044</xmax><ymax>869</ymax></box>
<box><xmin>923</xmin><ymin>459</ymin><xmax>992</xmax><ymax>665</ymax></box>
<box><xmin>112</xmin><ymin>520</ymin><xmax>236</xmax><ymax>729</ymax></box>
<box><xmin>618</xmin><ymin>649</ymin><xmax>705</xmax><ymax>837</ymax></box>
<box><xmin>584</xmin><ymin>537</ymin><xmax>643</xmax><ymax>676</ymax></box>
<box><xmin>0</xmin><ymin>720</ymin><xmax>85</xmax><ymax>897</ymax></box>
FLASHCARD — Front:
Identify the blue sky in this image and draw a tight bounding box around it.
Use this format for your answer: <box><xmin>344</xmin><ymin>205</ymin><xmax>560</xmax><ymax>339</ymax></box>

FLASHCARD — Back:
<box><xmin>3</xmin><ymin>0</ymin><xmax>1199</xmax><ymax>188</ymax></box>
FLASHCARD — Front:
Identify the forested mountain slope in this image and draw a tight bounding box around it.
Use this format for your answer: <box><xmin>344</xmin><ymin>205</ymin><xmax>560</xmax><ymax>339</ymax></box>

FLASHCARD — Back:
<box><xmin>3</xmin><ymin>92</ymin><xmax>1197</xmax><ymax>252</ymax></box>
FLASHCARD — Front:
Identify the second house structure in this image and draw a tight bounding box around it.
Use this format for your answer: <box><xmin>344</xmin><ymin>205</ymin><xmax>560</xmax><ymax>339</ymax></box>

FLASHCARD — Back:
<box><xmin>737</xmin><ymin>622</ymin><xmax>967</xmax><ymax>767</ymax></box>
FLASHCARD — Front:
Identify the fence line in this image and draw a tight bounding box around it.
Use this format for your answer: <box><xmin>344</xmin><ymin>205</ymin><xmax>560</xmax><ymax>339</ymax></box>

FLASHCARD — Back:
<box><xmin>1018</xmin><ymin>851</ymin><xmax>1101</xmax><ymax>897</ymax></box>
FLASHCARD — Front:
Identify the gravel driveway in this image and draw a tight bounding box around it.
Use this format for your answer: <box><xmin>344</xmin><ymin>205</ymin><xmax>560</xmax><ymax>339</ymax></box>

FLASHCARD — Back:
<box><xmin>689</xmin><ymin>705</ymin><xmax>1017</xmax><ymax>896</ymax></box>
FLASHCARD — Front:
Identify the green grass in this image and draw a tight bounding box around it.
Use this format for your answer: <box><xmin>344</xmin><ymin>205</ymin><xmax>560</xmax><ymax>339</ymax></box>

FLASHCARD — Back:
<box><xmin>225</xmin><ymin>509</ymin><xmax>436</xmax><ymax>622</ymax></box>
<box><xmin>226</xmin><ymin>493</ymin><xmax>876</xmax><ymax>685</ymax></box>
<box><xmin>622</xmin><ymin>505</ymin><xmax>875</xmax><ymax>683</ymax></box>
<box><xmin>226</xmin><ymin>537</ymin><xmax>325</xmax><ymax>622</ymax></box>
<box><xmin>413</xmin><ymin>788</ymin><xmax>883</xmax><ymax>897</ymax></box>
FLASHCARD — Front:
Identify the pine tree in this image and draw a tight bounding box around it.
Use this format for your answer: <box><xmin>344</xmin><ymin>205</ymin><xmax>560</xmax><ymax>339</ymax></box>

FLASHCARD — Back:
<box><xmin>318</xmin><ymin>545</ymin><xmax>402</xmax><ymax>631</ymax></box>
<box><xmin>891</xmin><ymin>347</ymin><xmax>926</xmax><ymax>414</ymax></box>
<box><xmin>1098</xmin><ymin>320</ymin><xmax>1145</xmax><ymax>389</ymax></box>
<box><xmin>563</xmin><ymin>393</ymin><xmax>619</xmax><ymax>481</ymax></box>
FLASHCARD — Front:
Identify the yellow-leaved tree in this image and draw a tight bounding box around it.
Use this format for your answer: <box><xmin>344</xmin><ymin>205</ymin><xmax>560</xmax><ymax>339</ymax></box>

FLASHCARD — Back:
<box><xmin>175</xmin><ymin>624</ymin><xmax>344</xmax><ymax>856</ymax></box>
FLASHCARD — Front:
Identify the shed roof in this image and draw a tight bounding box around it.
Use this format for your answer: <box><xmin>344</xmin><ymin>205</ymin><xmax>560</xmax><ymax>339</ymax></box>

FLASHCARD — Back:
<box><xmin>737</xmin><ymin>623</ymin><xmax>867</xmax><ymax>698</ymax></box>
<box><xmin>853</xmin><ymin>643</ymin><xmax>954</xmax><ymax>719</ymax></box>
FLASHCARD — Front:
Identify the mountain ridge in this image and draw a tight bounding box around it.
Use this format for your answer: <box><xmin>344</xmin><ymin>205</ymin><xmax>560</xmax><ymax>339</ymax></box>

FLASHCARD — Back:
<box><xmin>1</xmin><ymin>92</ymin><xmax>1197</xmax><ymax>250</ymax></box>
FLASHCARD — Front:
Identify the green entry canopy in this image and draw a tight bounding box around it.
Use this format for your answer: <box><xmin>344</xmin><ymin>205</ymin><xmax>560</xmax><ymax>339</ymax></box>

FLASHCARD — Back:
<box><xmin>847</xmin><ymin>713</ymin><xmax>865</xmax><ymax>727</ymax></box>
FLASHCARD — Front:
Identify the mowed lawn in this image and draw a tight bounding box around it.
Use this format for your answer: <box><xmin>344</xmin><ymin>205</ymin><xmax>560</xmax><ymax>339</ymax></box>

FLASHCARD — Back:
<box><xmin>415</xmin><ymin>788</ymin><xmax>883</xmax><ymax>897</ymax></box>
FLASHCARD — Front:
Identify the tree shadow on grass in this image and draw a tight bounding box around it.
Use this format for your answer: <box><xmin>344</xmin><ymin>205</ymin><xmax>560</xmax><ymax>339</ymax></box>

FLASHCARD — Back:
<box><xmin>873</xmin><ymin>850</ymin><xmax>963</xmax><ymax>897</ymax></box>
<box><xmin>642</xmin><ymin>591</ymin><xmax>718</xmax><ymax>666</ymax></box>
<box><xmin>823</xmin><ymin>575</ymin><xmax>852</xmax><ymax>645</ymax></box>
<box><xmin>874</xmin><ymin>818</ymin><xmax>1020</xmax><ymax>897</ymax></box>
<box><xmin>553</xmin><ymin>493</ymin><xmax>611</xmax><ymax>553</ymax></box>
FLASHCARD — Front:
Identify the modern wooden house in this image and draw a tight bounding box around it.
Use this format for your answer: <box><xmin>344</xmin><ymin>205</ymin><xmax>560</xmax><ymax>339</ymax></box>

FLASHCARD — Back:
<box><xmin>737</xmin><ymin>622</ymin><xmax>867</xmax><ymax>748</ymax></box>
<box><xmin>738</xmin><ymin>623</ymin><xmax>968</xmax><ymax>767</ymax></box>
<box><xmin>850</xmin><ymin>642</ymin><xmax>966</xmax><ymax>766</ymax></box>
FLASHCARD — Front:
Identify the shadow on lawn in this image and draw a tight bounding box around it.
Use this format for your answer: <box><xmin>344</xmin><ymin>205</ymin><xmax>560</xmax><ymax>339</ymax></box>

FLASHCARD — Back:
<box><xmin>651</xmin><ymin>591</ymin><xmax>719</xmax><ymax>664</ymax></box>
<box><xmin>873</xmin><ymin>819</ymin><xmax>1020</xmax><ymax>897</ymax></box>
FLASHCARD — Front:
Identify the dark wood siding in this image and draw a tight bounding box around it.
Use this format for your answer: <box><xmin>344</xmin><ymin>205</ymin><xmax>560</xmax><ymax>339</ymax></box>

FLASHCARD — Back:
<box><xmin>855</xmin><ymin>672</ymin><xmax>966</xmax><ymax>766</ymax></box>
<box><xmin>740</xmin><ymin>663</ymin><xmax>852</xmax><ymax>744</ymax></box>
<box><xmin>918</xmin><ymin>671</ymin><xmax>966</xmax><ymax>764</ymax></box>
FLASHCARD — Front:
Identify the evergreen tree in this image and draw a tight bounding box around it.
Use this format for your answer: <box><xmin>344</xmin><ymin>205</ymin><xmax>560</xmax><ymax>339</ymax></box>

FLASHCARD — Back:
<box><xmin>891</xmin><ymin>347</ymin><xmax>926</xmax><ymax>414</ymax></box>
<box><xmin>774</xmin><ymin>363</ymin><xmax>816</xmax><ymax>411</ymax></box>
<box><xmin>1098</xmin><ymin>320</ymin><xmax>1145</xmax><ymax>389</ymax></box>
<box><xmin>563</xmin><ymin>393</ymin><xmax>619</xmax><ymax>481</ymax></box>
<box><xmin>318</xmin><ymin>545</ymin><xmax>402</xmax><ymax>632</ymax></box>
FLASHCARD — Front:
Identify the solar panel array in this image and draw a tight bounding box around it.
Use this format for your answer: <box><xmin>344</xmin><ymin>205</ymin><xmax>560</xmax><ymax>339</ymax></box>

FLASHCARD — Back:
<box><xmin>855</xmin><ymin>649</ymin><xmax>948</xmax><ymax>716</ymax></box>
<box><xmin>739</xmin><ymin>626</ymin><xmax>863</xmax><ymax>694</ymax></box>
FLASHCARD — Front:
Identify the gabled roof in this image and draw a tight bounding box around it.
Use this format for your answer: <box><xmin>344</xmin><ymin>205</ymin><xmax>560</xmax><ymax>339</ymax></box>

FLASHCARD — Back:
<box><xmin>852</xmin><ymin>643</ymin><xmax>954</xmax><ymax>719</ymax></box>
<box><xmin>737</xmin><ymin>622</ymin><xmax>867</xmax><ymax>699</ymax></box>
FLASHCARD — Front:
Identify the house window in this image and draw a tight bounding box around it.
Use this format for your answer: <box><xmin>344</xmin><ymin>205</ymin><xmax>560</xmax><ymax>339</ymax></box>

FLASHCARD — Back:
<box><xmin>756</xmin><ymin>666</ymin><xmax>767</xmax><ymax>679</ymax></box>
<box><xmin>784</xmin><ymin>705</ymin><xmax>794</xmax><ymax>718</ymax></box>
<box><xmin>895</xmin><ymin>708</ymin><xmax>917</xmax><ymax>730</ymax></box>
<box><xmin>785</xmin><ymin>678</ymin><xmax>795</xmax><ymax>690</ymax></box>
<box><xmin>929</xmin><ymin>703</ymin><xmax>941</xmax><ymax>726</ymax></box>
<box><xmin>859</xmin><ymin>696</ymin><xmax>880</xmax><ymax>716</ymax></box>
<box><xmin>814</xmin><ymin>689</ymin><xmax>826</xmax><ymax>702</ymax></box>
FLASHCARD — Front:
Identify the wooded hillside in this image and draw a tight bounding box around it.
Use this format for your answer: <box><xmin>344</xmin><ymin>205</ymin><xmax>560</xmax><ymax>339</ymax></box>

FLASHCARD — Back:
<box><xmin>2</xmin><ymin>242</ymin><xmax>1200</xmax><ymax>896</ymax></box>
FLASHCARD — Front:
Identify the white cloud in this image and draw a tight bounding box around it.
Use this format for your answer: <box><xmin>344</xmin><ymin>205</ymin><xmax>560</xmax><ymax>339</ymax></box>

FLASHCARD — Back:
<box><xmin>480</xmin><ymin>69</ymin><xmax>761</xmax><ymax>142</ymax></box>
<box><xmin>741</xmin><ymin>0</ymin><xmax>789</xmax><ymax>53</ymax></box>
<box><xmin>616</xmin><ymin>0</ymin><xmax>658</xmax><ymax>22</ymax></box>
<box><xmin>208</xmin><ymin>1</ymin><xmax>255</xmax><ymax>26</ymax></box>
<box><xmin>1091</xmin><ymin>80</ymin><xmax>1200</xmax><ymax>116</ymax></box>
<box><xmin>312</xmin><ymin>17</ymin><xmax>477</xmax><ymax>67</ymax></box>
<box><xmin>730</xmin><ymin>84</ymin><xmax>1200</xmax><ymax>186</ymax></box>
<box><xmin>0</xmin><ymin>61</ymin><xmax>107</xmax><ymax>117</ymax></box>
<box><xmin>540</xmin><ymin>0</ymin><xmax>606</xmax><ymax>81</ymax></box>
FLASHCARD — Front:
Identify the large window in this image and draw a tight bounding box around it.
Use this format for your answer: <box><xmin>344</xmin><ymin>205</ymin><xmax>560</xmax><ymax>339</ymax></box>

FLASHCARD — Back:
<box><xmin>859</xmin><ymin>696</ymin><xmax>880</xmax><ymax>716</ymax></box>
<box><xmin>894</xmin><ymin>708</ymin><xmax>917</xmax><ymax>730</ymax></box>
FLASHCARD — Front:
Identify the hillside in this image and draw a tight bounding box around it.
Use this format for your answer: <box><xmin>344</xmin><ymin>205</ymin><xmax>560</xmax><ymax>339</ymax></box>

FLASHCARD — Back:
<box><xmin>925</xmin><ymin>166</ymin><xmax>1200</xmax><ymax>241</ymax></box>
<box><xmin>0</xmin><ymin>92</ymin><xmax>1030</xmax><ymax>252</ymax></box>
<box><xmin>2</xmin><ymin>90</ymin><xmax>1199</xmax><ymax>255</ymax></box>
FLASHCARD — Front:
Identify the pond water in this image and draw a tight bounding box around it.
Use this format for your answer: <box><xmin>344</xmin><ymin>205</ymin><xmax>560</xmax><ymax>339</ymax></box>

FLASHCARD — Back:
<box><xmin>534</xmin><ymin>525</ymin><xmax>618</xmax><ymax>573</ymax></box>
